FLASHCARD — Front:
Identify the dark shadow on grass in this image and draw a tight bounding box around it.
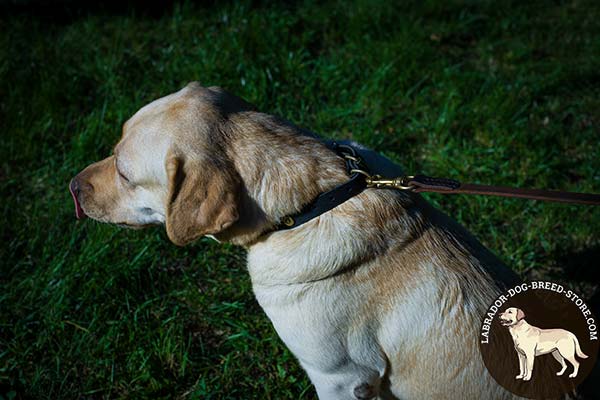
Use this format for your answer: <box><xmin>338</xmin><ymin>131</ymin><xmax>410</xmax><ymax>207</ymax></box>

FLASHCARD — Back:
<box><xmin>555</xmin><ymin>246</ymin><xmax>600</xmax><ymax>286</ymax></box>
<box><xmin>0</xmin><ymin>0</ymin><xmax>178</xmax><ymax>23</ymax></box>
<box><xmin>0</xmin><ymin>0</ymin><xmax>310</xmax><ymax>24</ymax></box>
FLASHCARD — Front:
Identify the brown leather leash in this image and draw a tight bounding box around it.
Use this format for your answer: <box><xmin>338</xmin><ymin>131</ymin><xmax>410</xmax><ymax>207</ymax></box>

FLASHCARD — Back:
<box><xmin>364</xmin><ymin>174</ymin><xmax>600</xmax><ymax>206</ymax></box>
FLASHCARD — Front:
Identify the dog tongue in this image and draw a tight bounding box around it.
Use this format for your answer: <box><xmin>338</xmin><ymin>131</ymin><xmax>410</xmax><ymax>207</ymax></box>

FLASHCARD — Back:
<box><xmin>69</xmin><ymin>181</ymin><xmax>87</xmax><ymax>220</ymax></box>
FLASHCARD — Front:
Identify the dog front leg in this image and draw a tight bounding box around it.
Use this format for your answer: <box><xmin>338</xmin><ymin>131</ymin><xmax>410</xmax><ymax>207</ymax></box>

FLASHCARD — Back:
<box><xmin>516</xmin><ymin>352</ymin><xmax>526</xmax><ymax>379</ymax></box>
<box><xmin>523</xmin><ymin>350</ymin><xmax>535</xmax><ymax>381</ymax></box>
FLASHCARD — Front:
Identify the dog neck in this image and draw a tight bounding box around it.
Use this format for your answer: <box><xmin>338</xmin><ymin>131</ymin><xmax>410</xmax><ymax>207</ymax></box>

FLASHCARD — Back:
<box><xmin>508</xmin><ymin>319</ymin><xmax>529</xmax><ymax>334</ymax></box>
<box><xmin>222</xmin><ymin>112</ymin><xmax>361</xmax><ymax>246</ymax></box>
<box><xmin>234</xmin><ymin>116</ymin><xmax>349</xmax><ymax>215</ymax></box>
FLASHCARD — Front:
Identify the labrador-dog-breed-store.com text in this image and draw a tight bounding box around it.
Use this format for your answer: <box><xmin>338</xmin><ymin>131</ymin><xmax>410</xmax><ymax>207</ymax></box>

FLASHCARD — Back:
<box><xmin>70</xmin><ymin>83</ymin><xmax>522</xmax><ymax>399</ymax></box>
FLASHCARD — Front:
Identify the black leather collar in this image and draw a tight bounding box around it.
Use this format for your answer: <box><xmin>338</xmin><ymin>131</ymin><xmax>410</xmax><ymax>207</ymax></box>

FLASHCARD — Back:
<box><xmin>270</xmin><ymin>141</ymin><xmax>369</xmax><ymax>232</ymax></box>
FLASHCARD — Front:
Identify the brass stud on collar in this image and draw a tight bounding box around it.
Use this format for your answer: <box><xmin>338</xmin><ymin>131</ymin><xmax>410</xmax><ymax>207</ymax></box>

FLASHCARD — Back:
<box><xmin>282</xmin><ymin>216</ymin><xmax>295</xmax><ymax>227</ymax></box>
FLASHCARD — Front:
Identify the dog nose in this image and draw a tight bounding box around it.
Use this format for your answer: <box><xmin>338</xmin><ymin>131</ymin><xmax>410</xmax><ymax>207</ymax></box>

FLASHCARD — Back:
<box><xmin>70</xmin><ymin>176</ymin><xmax>93</xmax><ymax>194</ymax></box>
<box><xmin>70</xmin><ymin>178</ymin><xmax>80</xmax><ymax>196</ymax></box>
<box><xmin>69</xmin><ymin>177</ymin><xmax>88</xmax><ymax>220</ymax></box>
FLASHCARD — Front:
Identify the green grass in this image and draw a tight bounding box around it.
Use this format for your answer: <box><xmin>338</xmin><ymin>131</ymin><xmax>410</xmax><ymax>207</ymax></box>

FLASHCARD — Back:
<box><xmin>1</xmin><ymin>0</ymin><xmax>599</xmax><ymax>398</ymax></box>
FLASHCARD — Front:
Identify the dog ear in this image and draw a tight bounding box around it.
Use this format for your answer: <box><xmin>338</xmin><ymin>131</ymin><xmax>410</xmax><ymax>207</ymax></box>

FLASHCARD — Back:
<box><xmin>165</xmin><ymin>153</ymin><xmax>240</xmax><ymax>246</ymax></box>
<box><xmin>516</xmin><ymin>308</ymin><xmax>525</xmax><ymax>321</ymax></box>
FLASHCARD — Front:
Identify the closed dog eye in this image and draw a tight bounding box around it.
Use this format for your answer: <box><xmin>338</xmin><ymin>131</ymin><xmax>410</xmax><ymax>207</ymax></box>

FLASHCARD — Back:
<box><xmin>117</xmin><ymin>168</ymin><xmax>130</xmax><ymax>183</ymax></box>
<box><xmin>113</xmin><ymin>153</ymin><xmax>133</xmax><ymax>185</ymax></box>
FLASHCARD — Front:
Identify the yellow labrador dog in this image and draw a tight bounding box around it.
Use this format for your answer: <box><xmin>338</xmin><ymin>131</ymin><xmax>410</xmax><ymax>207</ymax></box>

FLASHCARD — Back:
<box><xmin>70</xmin><ymin>83</ymin><xmax>521</xmax><ymax>399</ymax></box>
<box><xmin>499</xmin><ymin>307</ymin><xmax>588</xmax><ymax>381</ymax></box>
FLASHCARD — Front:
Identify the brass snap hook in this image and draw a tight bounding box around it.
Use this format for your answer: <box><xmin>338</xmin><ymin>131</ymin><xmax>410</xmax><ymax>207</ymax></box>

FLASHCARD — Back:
<box><xmin>365</xmin><ymin>175</ymin><xmax>416</xmax><ymax>190</ymax></box>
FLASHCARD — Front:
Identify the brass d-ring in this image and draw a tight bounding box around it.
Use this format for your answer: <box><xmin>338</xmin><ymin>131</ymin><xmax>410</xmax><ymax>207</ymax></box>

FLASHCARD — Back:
<box><xmin>350</xmin><ymin>169</ymin><xmax>372</xmax><ymax>178</ymax></box>
<box><xmin>397</xmin><ymin>175</ymin><xmax>415</xmax><ymax>190</ymax></box>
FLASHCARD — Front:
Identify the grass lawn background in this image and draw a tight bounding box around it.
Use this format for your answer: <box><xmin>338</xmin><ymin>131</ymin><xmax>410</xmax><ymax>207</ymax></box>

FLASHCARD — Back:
<box><xmin>1</xmin><ymin>0</ymin><xmax>599</xmax><ymax>398</ymax></box>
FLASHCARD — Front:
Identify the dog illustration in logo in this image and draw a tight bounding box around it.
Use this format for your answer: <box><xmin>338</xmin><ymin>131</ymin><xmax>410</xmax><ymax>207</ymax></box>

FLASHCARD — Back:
<box><xmin>499</xmin><ymin>307</ymin><xmax>588</xmax><ymax>381</ymax></box>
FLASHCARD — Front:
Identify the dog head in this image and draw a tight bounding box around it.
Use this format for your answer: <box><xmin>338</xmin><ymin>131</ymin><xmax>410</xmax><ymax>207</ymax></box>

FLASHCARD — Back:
<box><xmin>499</xmin><ymin>307</ymin><xmax>525</xmax><ymax>326</ymax></box>
<box><xmin>69</xmin><ymin>82</ymin><xmax>258</xmax><ymax>246</ymax></box>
